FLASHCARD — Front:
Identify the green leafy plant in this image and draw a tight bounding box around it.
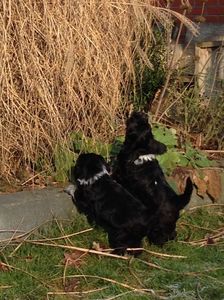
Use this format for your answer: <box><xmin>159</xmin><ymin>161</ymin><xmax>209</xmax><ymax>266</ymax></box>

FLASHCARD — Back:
<box><xmin>70</xmin><ymin>132</ymin><xmax>112</xmax><ymax>159</ymax></box>
<box><xmin>53</xmin><ymin>132</ymin><xmax>113</xmax><ymax>182</ymax></box>
<box><xmin>152</xmin><ymin>124</ymin><xmax>181</xmax><ymax>174</ymax></box>
<box><xmin>53</xmin><ymin>145</ymin><xmax>76</xmax><ymax>182</ymax></box>
<box><xmin>162</xmin><ymin>73</ymin><xmax>224</xmax><ymax>150</ymax></box>
<box><xmin>152</xmin><ymin>125</ymin><xmax>178</xmax><ymax>148</ymax></box>
<box><xmin>53</xmin><ymin>123</ymin><xmax>214</xmax><ymax>182</ymax></box>
<box><xmin>179</xmin><ymin>144</ymin><xmax>213</xmax><ymax>169</ymax></box>
<box><xmin>153</xmin><ymin>124</ymin><xmax>214</xmax><ymax>174</ymax></box>
<box><xmin>109</xmin><ymin>136</ymin><xmax>125</xmax><ymax>158</ymax></box>
<box><xmin>129</xmin><ymin>30</ymin><xmax>167</xmax><ymax>111</ymax></box>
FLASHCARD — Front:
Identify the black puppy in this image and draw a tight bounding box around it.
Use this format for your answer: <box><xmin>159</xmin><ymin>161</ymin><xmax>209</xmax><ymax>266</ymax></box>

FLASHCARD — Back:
<box><xmin>113</xmin><ymin>111</ymin><xmax>193</xmax><ymax>245</ymax></box>
<box><xmin>65</xmin><ymin>153</ymin><xmax>150</xmax><ymax>255</ymax></box>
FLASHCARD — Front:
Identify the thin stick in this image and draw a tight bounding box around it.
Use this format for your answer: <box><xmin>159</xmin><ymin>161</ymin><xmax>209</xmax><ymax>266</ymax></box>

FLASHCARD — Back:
<box><xmin>126</xmin><ymin>247</ymin><xmax>186</xmax><ymax>259</ymax></box>
<box><xmin>24</xmin><ymin>240</ymin><xmax>129</xmax><ymax>260</ymax></box>
<box><xmin>158</xmin><ymin>78</ymin><xmax>194</xmax><ymax>122</ymax></box>
<box><xmin>21</xmin><ymin>170</ymin><xmax>46</xmax><ymax>186</ymax></box>
<box><xmin>47</xmin><ymin>287</ymin><xmax>107</xmax><ymax>296</ymax></box>
<box><xmin>0</xmin><ymin>230</ymin><xmax>25</xmax><ymax>233</ymax></box>
<box><xmin>137</xmin><ymin>258</ymin><xmax>173</xmax><ymax>272</ymax></box>
<box><xmin>58</xmin><ymin>274</ymin><xmax>166</xmax><ymax>299</ymax></box>
<box><xmin>0</xmin><ymin>218</ymin><xmax>25</xmax><ymax>252</ymax></box>
<box><xmin>0</xmin><ymin>220</ymin><xmax>55</xmax><ymax>244</ymax></box>
<box><xmin>62</xmin><ymin>256</ymin><xmax>70</xmax><ymax>287</ymax></box>
<box><xmin>190</xmin><ymin>231</ymin><xmax>224</xmax><ymax>244</ymax></box>
<box><xmin>0</xmin><ymin>219</ymin><xmax>78</xmax><ymax>244</ymax></box>
<box><xmin>204</xmin><ymin>150</ymin><xmax>224</xmax><ymax>153</ymax></box>
<box><xmin>179</xmin><ymin>222</ymin><xmax>218</xmax><ymax>233</ymax></box>
<box><xmin>141</xmin><ymin>248</ymin><xmax>186</xmax><ymax>259</ymax></box>
<box><xmin>105</xmin><ymin>290</ymin><xmax>137</xmax><ymax>300</ymax></box>
<box><xmin>179</xmin><ymin>230</ymin><xmax>224</xmax><ymax>246</ymax></box>
<box><xmin>185</xmin><ymin>204</ymin><xmax>224</xmax><ymax>212</ymax></box>
<box><xmin>58</xmin><ymin>245</ymin><xmax>186</xmax><ymax>259</ymax></box>
<box><xmin>29</xmin><ymin>228</ymin><xmax>93</xmax><ymax>243</ymax></box>
<box><xmin>0</xmin><ymin>262</ymin><xmax>52</xmax><ymax>288</ymax></box>
<box><xmin>200</xmin><ymin>274</ymin><xmax>224</xmax><ymax>286</ymax></box>
<box><xmin>62</xmin><ymin>251</ymin><xmax>87</xmax><ymax>286</ymax></box>
<box><xmin>154</xmin><ymin>8</ymin><xmax>187</xmax><ymax>121</ymax></box>
<box><xmin>54</xmin><ymin>218</ymin><xmax>71</xmax><ymax>246</ymax></box>
<box><xmin>9</xmin><ymin>230</ymin><xmax>34</xmax><ymax>257</ymax></box>
<box><xmin>0</xmin><ymin>286</ymin><xmax>12</xmax><ymax>290</ymax></box>
<box><xmin>128</xmin><ymin>257</ymin><xmax>145</xmax><ymax>288</ymax></box>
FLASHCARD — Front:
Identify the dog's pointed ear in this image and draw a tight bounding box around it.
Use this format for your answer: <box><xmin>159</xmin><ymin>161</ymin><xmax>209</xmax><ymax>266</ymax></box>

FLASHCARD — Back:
<box><xmin>148</xmin><ymin>139</ymin><xmax>167</xmax><ymax>154</ymax></box>
<box><xmin>98</xmin><ymin>155</ymin><xmax>111</xmax><ymax>174</ymax></box>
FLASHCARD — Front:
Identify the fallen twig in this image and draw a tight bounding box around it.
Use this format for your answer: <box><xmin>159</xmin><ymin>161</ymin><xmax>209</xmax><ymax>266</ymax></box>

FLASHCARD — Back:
<box><xmin>24</xmin><ymin>240</ymin><xmax>129</xmax><ymax>260</ymax></box>
<box><xmin>179</xmin><ymin>230</ymin><xmax>224</xmax><ymax>246</ymax></box>
<box><xmin>104</xmin><ymin>290</ymin><xmax>137</xmax><ymax>300</ymax></box>
<box><xmin>0</xmin><ymin>285</ymin><xmax>12</xmax><ymax>290</ymax></box>
<box><xmin>91</xmin><ymin>247</ymin><xmax>186</xmax><ymax>259</ymax></box>
<box><xmin>0</xmin><ymin>230</ymin><xmax>25</xmax><ymax>233</ymax></box>
<box><xmin>0</xmin><ymin>220</ymin><xmax>55</xmax><ymax>244</ymax></box>
<box><xmin>47</xmin><ymin>287</ymin><xmax>107</xmax><ymax>298</ymax></box>
<box><xmin>141</xmin><ymin>248</ymin><xmax>186</xmax><ymax>259</ymax></box>
<box><xmin>184</xmin><ymin>204</ymin><xmax>224</xmax><ymax>213</ymax></box>
<box><xmin>0</xmin><ymin>262</ymin><xmax>52</xmax><ymax>288</ymax></box>
<box><xmin>9</xmin><ymin>230</ymin><xmax>34</xmax><ymax>257</ymax></box>
<box><xmin>21</xmin><ymin>170</ymin><xmax>46</xmax><ymax>186</ymax></box>
<box><xmin>204</xmin><ymin>150</ymin><xmax>224</xmax><ymax>154</ymax></box>
<box><xmin>54</xmin><ymin>274</ymin><xmax>167</xmax><ymax>299</ymax></box>
<box><xmin>0</xmin><ymin>218</ymin><xmax>25</xmax><ymax>252</ymax></box>
<box><xmin>29</xmin><ymin>228</ymin><xmax>93</xmax><ymax>243</ymax></box>
<box><xmin>179</xmin><ymin>221</ymin><xmax>218</xmax><ymax>233</ymax></box>
<box><xmin>137</xmin><ymin>258</ymin><xmax>173</xmax><ymax>272</ymax></box>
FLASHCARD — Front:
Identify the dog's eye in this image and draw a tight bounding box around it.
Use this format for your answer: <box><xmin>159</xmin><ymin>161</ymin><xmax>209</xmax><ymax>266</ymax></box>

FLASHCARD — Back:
<box><xmin>154</xmin><ymin>180</ymin><xmax>158</xmax><ymax>185</ymax></box>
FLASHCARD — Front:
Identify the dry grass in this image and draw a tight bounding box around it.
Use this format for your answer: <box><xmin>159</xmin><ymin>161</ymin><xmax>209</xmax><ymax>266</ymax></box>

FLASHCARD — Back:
<box><xmin>0</xmin><ymin>0</ymin><xmax>196</xmax><ymax>180</ymax></box>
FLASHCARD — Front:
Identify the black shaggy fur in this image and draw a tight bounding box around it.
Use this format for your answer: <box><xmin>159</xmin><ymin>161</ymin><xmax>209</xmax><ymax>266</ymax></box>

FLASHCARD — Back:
<box><xmin>113</xmin><ymin>111</ymin><xmax>193</xmax><ymax>245</ymax></box>
<box><xmin>66</xmin><ymin>153</ymin><xmax>151</xmax><ymax>255</ymax></box>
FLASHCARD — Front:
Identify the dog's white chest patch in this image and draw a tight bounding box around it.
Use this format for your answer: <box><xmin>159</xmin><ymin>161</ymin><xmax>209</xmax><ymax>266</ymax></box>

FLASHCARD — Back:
<box><xmin>134</xmin><ymin>154</ymin><xmax>156</xmax><ymax>165</ymax></box>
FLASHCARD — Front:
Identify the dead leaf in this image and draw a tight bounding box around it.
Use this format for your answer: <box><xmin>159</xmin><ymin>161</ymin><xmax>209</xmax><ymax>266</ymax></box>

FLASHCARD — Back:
<box><xmin>63</xmin><ymin>250</ymin><xmax>87</xmax><ymax>268</ymax></box>
<box><xmin>206</xmin><ymin>236</ymin><xmax>215</xmax><ymax>245</ymax></box>
<box><xmin>92</xmin><ymin>241</ymin><xmax>107</xmax><ymax>252</ymax></box>
<box><xmin>171</xmin><ymin>167</ymin><xmax>222</xmax><ymax>202</ymax></box>
<box><xmin>203</xmin><ymin>169</ymin><xmax>222</xmax><ymax>202</ymax></box>
<box><xmin>0</xmin><ymin>262</ymin><xmax>9</xmax><ymax>272</ymax></box>
<box><xmin>64</xmin><ymin>278</ymin><xmax>80</xmax><ymax>292</ymax></box>
<box><xmin>171</xmin><ymin>167</ymin><xmax>193</xmax><ymax>193</ymax></box>
<box><xmin>192</xmin><ymin>173</ymin><xmax>207</xmax><ymax>197</ymax></box>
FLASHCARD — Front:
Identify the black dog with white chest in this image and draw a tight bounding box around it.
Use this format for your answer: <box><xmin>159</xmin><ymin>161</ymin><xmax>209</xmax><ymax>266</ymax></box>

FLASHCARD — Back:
<box><xmin>66</xmin><ymin>153</ymin><xmax>150</xmax><ymax>255</ymax></box>
<box><xmin>113</xmin><ymin>111</ymin><xmax>193</xmax><ymax>245</ymax></box>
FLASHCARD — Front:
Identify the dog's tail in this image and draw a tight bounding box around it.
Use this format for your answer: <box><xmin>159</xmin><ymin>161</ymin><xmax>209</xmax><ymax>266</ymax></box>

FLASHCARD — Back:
<box><xmin>175</xmin><ymin>177</ymin><xmax>193</xmax><ymax>210</ymax></box>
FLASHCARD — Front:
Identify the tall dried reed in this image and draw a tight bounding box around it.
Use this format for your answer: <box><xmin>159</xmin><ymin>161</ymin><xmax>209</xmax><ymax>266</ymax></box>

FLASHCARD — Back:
<box><xmin>0</xmin><ymin>0</ymin><xmax>196</xmax><ymax>180</ymax></box>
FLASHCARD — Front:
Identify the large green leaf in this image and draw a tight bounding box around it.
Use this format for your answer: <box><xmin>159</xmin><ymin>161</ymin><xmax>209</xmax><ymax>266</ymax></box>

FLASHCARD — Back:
<box><xmin>156</xmin><ymin>150</ymin><xmax>181</xmax><ymax>175</ymax></box>
<box><xmin>152</xmin><ymin>125</ymin><xmax>177</xmax><ymax>148</ymax></box>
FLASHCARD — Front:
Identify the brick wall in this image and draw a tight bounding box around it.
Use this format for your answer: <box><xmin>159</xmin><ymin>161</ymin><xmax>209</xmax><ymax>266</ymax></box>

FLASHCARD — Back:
<box><xmin>170</xmin><ymin>0</ymin><xmax>224</xmax><ymax>23</ymax></box>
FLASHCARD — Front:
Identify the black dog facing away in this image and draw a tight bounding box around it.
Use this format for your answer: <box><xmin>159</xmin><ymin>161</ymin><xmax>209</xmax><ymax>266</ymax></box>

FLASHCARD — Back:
<box><xmin>65</xmin><ymin>153</ymin><xmax>151</xmax><ymax>255</ymax></box>
<box><xmin>113</xmin><ymin>111</ymin><xmax>193</xmax><ymax>246</ymax></box>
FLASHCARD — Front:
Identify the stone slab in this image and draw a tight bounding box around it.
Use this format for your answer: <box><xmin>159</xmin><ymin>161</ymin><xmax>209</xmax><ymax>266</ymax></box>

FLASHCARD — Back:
<box><xmin>0</xmin><ymin>187</ymin><xmax>76</xmax><ymax>241</ymax></box>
